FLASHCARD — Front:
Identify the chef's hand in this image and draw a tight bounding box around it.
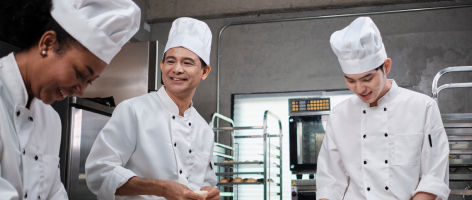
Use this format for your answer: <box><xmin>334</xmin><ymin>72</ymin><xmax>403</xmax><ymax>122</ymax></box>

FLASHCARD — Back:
<box><xmin>412</xmin><ymin>192</ymin><xmax>436</xmax><ymax>200</ymax></box>
<box><xmin>163</xmin><ymin>181</ymin><xmax>207</xmax><ymax>200</ymax></box>
<box><xmin>200</xmin><ymin>186</ymin><xmax>220</xmax><ymax>200</ymax></box>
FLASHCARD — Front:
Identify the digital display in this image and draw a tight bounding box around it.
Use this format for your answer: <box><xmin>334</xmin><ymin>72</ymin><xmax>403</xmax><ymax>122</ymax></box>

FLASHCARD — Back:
<box><xmin>290</xmin><ymin>98</ymin><xmax>330</xmax><ymax>112</ymax></box>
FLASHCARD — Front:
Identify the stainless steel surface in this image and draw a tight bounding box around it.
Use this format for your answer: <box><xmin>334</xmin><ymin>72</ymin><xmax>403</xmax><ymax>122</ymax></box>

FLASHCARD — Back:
<box><xmin>214</xmin><ymin>161</ymin><xmax>263</xmax><ymax>165</ymax></box>
<box><xmin>216</xmin><ymin>172</ymin><xmax>264</xmax><ymax>176</ymax></box>
<box><xmin>297</xmin><ymin>122</ymin><xmax>303</xmax><ymax>165</ymax></box>
<box><xmin>442</xmin><ymin>113</ymin><xmax>472</xmax><ymax>120</ymax></box>
<box><xmin>216</xmin><ymin>4</ymin><xmax>472</xmax><ymax>114</ymax></box>
<box><xmin>432</xmin><ymin>66</ymin><xmax>472</xmax><ymax>100</ymax></box>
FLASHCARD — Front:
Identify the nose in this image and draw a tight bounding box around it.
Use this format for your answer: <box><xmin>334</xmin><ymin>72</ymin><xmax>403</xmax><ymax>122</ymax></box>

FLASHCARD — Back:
<box><xmin>354</xmin><ymin>82</ymin><xmax>366</xmax><ymax>94</ymax></box>
<box><xmin>73</xmin><ymin>83</ymin><xmax>88</xmax><ymax>96</ymax></box>
<box><xmin>172</xmin><ymin>62</ymin><xmax>184</xmax><ymax>74</ymax></box>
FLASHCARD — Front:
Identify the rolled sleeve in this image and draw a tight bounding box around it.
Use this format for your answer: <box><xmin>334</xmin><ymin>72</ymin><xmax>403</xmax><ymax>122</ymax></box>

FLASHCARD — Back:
<box><xmin>97</xmin><ymin>166</ymin><xmax>137</xmax><ymax>200</ymax></box>
<box><xmin>414</xmin><ymin>175</ymin><xmax>450</xmax><ymax>200</ymax></box>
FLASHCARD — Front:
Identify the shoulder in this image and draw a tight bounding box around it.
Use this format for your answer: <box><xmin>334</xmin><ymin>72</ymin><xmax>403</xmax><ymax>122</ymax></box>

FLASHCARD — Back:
<box><xmin>191</xmin><ymin>108</ymin><xmax>213</xmax><ymax>132</ymax></box>
<box><xmin>330</xmin><ymin>96</ymin><xmax>359</xmax><ymax>118</ymax></box>
<box><xmin>396</xmin><ymin>87</ymin><xmax>436</xmax><ymax>107</ymax></box>
<box><xmin>115</xmin><ymin>92</ymin><xmax>160</xmax><ymax>112</ymax></box>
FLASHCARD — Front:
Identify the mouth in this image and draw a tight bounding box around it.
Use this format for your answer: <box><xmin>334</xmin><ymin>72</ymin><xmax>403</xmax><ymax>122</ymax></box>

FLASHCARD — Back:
<box><xmin>359</xmin><ymin>91</ymin><xmax>372</xmax><ymax>99</ymax></box>
<box><xmin>170</xmin><ymin>77</ymin><xmax>188</xmax><ymax>81</ymax></box>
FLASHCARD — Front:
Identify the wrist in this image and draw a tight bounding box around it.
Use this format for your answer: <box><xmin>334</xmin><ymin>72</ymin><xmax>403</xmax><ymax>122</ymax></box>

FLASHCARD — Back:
<box><xmin>152</xmin><ymin>179</ymin><xmax>168</xmax><ymax>197</ymax></box>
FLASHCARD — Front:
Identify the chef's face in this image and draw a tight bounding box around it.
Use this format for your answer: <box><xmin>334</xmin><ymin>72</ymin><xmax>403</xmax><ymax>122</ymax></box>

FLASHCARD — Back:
<box><xmin>160</xmin><ymin>47</ymin><xmax>211</xmax><ymax>98</ymax></box>
<box><xmin>32</xmin><ymin>32</ymin><xmax>107</xmax><ymax>104</ymax></box>
<box><xmin>344</xmin><ymin>59</ymin><xmax>391</xmax><ymax>105</ymax></box>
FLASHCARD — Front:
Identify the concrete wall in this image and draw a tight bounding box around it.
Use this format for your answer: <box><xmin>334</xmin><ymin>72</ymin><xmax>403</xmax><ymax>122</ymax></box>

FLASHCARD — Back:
<box><xmin>147</xmin><ymin>0</ymin><xmax>437</xmax><ymax>22</ymax></box>
<box><xmin>151</xmin><ymin>2</ymin><xmax>472</xmax><ymax>122</ymax></box>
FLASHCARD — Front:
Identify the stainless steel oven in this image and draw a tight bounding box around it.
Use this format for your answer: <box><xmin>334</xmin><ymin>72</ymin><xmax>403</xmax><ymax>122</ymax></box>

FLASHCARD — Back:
<box><xmin>289</xmin><ymin>98</ymin><xmax>330</xmax><ymax>174</ymax></box>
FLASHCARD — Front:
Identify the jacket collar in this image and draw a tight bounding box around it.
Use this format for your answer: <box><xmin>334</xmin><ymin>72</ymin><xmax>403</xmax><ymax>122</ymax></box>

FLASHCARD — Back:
<box><xmin>357</xmin><ymin>79</ymin><xmax>400</xmax><ymax>108</ymax></box>
<box><xmin>156</xmin><ymin>86</ymin><xmax>193</xmax><ymax>117</ymax></box>
<box><xmin>0</xmin><ymin>53</ymin><xmax>29</xmax><ymax>108</ymax></box>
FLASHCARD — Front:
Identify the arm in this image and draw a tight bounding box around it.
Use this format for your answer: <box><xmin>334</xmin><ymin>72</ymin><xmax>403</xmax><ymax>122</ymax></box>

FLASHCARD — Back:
<box><xmin>412</xmin><ymin>101</ymin><xmax>450</xmax><ymax>200</ymax></box>
<box><xmin>116</xmin><ymin>176</ymin><xmax>206</xmax><ymax>200</ymax></box>
<box><xmin>200</xmin><ymin>138</ymin><xmax>219</xmax><ymax>200</ymax></box>
<box><xmin>85</xmin><ymin>101</ymin><xmax>139</xmax><ymax>200</ymax></box>
<box><xmin>316</xmin><ymin>119</ymin><xmax>349</xmax><ymax>200</ymax></box>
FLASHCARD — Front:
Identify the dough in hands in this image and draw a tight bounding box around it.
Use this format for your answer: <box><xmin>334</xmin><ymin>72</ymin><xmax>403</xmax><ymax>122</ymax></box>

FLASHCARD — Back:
<box><xmin>194</xmin><ymin>190</ymin><xmax>208</xmax><ymax>195</ymax></box>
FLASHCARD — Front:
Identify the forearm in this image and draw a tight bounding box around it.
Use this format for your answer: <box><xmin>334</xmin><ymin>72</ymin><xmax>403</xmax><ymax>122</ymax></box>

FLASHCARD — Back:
<box><xmin>116</xmin><ymin>176</ymin><xmax>167</xmax><ymax>197</ymax></box>
<box><xmin>412</xmin><ymin>192</ymin><xmax>436</xmax><ymax>200</ymax></box>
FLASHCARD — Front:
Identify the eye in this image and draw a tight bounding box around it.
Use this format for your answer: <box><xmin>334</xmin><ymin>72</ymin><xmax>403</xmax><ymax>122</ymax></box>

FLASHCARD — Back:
<box><xmin>363</xmin><ymin>78</ymin><xmax>373</xmax><ymax>82</ymax></box>
<box><xmin>74</xmin><ymin>68</ymin><xmax>83</xmax><ymax>79</ymax></box>
<box><xmin>166</xmin><ymin>59</ymin><xmax>175</xmax><ymax>64</ymax></box>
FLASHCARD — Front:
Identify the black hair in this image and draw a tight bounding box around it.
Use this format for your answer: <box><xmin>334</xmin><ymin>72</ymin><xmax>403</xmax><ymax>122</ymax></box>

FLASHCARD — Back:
<box><xmin>375</xmin><ymin>63</ymin><xmax>385</xmax><ymax>72</ymax></box>
<box><xmin>162</xmin><ymin>52</ymin><xmax>208</xmax><ymax>67</ymax></box>
<box><xmin>0</xmin><ymin>0</ymin><xmax>77</xmax><ymax>52</ymax></box>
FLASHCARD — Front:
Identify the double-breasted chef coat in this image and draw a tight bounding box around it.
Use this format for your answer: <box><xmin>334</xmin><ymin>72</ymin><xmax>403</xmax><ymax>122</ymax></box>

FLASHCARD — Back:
<box><xmin>0</xmin><ymin>53</ymin><xmax>68</xmax><ymax>200</ymax></box>
<box><xmin>85</xmin><ymin>86</ymin><xmax>217</xmax><ymax>200</ymax></box>
<box><xmin>316</xmin><ymin>80</ymin><xmax>450</xmax><ymax>200</ymax></box>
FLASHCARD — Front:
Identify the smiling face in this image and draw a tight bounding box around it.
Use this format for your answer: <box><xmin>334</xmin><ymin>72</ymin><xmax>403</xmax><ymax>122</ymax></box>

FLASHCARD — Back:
<box><xmin>23</xmin><ymin>30</ymin><xmax>107</xmax><ymax>105</ymax></box>
<box><xmin>344</xmin><ymin>59</ymin><xmax>392</xmax><ymax>106</ymax></box>
<box><xmin>32</xmin><ymin>44</ymin><xmax>106</xmax><ymax>104</ymax></box>
<box><xmin>160</xmin><ymin>47</ymin><xmax>211</xmax><ymax>99</ymax></box>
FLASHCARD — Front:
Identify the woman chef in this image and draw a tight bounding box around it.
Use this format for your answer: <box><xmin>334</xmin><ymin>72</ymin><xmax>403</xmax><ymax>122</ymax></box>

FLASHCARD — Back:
<box><xmin>85</xmin><ymin>17</ymin><xmax>219</xmax><ymax>200</ymax></box>
<box><xmin>0</xmin><ymin>0</ymin><xmax>140</xmax><ymax>199</ymax></box>
<box><xmin>316</xmin><ymin>17</ymin><xmax>450</xmax><ymax>200</ymax></box>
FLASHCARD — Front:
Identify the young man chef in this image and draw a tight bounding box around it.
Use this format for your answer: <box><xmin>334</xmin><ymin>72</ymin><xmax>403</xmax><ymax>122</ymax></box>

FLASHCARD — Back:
<box><xmin>316</xmin><ymin>17</ymin><xmax>450</xmax><ymax>200</ymax></box>
<box><xmin>85</xmin><ymin>17</ymin><xmax>219</xmax><ymax>200</ymax></box>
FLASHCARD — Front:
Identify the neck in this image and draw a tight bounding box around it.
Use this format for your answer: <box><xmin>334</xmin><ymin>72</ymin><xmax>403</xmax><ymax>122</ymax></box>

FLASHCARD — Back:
<box><xmin>164</xmin><ymin>88</ymin><xmax>194</xmax><ymax>116</ymax></box>
<box><xmin>369</xmin><ymin>79</ymin><xmax>392</xmax><ymax>107</ymax></box>
<box><xmin>14</xmin><ymin>50</ymin><xmax>35</xmax><ymax>108</ymax></box>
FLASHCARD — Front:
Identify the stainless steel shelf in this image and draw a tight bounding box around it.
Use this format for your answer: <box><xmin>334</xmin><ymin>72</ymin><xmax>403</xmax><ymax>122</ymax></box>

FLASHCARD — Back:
<box><xmin>213</xmin><ymin>126</ymin><xmax>264</xmax><ymax>131</ymax></box>
<box><xmin>216</xmin><ymin>172</ymin><xmax>264</xmax><ymax>176</ymax></box>
<box><xmin>450</xmin><ymin>159</ymin><xmax>472</xmax><ymax>167</ymax></box>
<box><xmin>217</xmin><ymin>182</ymin><xmax>263</xmax><ymax>186</ymax></box>
<box><xmin>234</xmin><ymin>134</ymin><xmax>282</xmax><ymax>139</ymax></box>
<box><xmin>450</xmin><ymin>174</ymin><xmax>472</xmax><ymax>181</ymax></box>
<box><xmin>215</xmin><ymin>161</ymin><xmax>263</xmax><ymax>166</ymax></box>
<box><xmin>214</xmin><ymin>152</ymin><xmax>234</xmax><ymax>159</ymax></box>
<box><xmin>450</xmin><ymin>150</ymin><xmax>472</xmax><ymax>155</ymax></box>
<box><xmin>450</xmin><ymin>189</ymin><xmax>472</xmax><ymax>196</ymax></box>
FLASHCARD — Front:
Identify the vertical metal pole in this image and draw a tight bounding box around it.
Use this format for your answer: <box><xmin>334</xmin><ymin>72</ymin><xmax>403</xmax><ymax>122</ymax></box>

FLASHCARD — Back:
<box><xmin>263</xmin><ymin>111</ymin><xmax>268</xmax><ymax>200</ymax></box>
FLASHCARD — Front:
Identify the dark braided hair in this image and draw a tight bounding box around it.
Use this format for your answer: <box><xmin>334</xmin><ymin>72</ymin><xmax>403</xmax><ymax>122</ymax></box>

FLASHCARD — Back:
<box><xmin>0</xmin><ymin>0</ymin><xmax>77</xmax><ymax>52</ymax></box>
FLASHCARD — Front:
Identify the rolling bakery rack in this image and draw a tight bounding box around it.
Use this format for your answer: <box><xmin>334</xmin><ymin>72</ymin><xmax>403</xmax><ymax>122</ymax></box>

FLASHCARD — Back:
<box><xmin>432</xmin><ymin>66</ymin><xmax>472</xmax><ymax>199</ymax></box>
<box><xmin>210</xmin><ymin>111</ymin><xmax>283</xmax><ymax>199</ymax></box>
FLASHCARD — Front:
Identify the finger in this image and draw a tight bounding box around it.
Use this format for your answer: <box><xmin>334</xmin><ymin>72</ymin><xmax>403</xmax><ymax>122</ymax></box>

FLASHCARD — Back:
<box><xmin>184</xmin><ymin>191</ymin><xmax>205</xmax><ymax>200</ymax></box>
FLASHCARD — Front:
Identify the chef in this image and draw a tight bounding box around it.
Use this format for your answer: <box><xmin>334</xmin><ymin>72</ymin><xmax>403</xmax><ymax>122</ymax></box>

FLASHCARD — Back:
<box><xmin>316</xmin><ymin>17</ymin><xmax>450</xmax><ymax>200</ymax></box>
<box><xmin>85</xmin><ymin>17</ymin><xmax>219</xmax><ymax>200</ymax></box>
<box><xmin>0</xmin><ymin>0</ymin><xmax>140</xmax><ymax>199</ymax></box>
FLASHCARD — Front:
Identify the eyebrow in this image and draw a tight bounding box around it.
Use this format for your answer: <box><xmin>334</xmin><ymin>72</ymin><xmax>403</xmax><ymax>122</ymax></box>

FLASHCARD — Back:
<box><xmin>344</xmin><ymin>73</ymin><xmax>374</xmax><ymax>80</ymax></box>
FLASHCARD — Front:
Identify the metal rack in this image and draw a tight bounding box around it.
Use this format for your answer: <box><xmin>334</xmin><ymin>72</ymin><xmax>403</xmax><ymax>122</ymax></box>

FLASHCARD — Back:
<box><xmin>210</xmin><ymin>111</ymin><xmax>283</xmax><ymax>200</ymax></box>
<box><xmin>432</xmin><ymin>66</ymin><xmax>472</xmax><ymax>198</ymax></box>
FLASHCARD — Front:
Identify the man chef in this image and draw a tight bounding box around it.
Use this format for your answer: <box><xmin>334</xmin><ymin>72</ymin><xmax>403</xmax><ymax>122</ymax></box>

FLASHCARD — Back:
<box><xmin>316</xmin><ymin>17</ymin><xmax>450</xmax><ymax>200</ymax></box>
<box><xmin>85</xmin><ymin>17</ymin><xmax>219</xmax><ymax>200</ymax></box>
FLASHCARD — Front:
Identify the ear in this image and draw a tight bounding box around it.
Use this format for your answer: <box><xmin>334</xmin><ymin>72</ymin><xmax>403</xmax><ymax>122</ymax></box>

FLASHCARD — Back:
<box><xmin>201</xmin><ymin>65</ymin><xmax>212</xmax><ymax>80</ymax></box>
<box><xmin>384</xmin><ymin>58</ymin><xmax>392</xmax><ymax>76</ymax></box>
<box><xmin>38</xmin><ymin>30</ymin><xmax>58</xmax><ymax>56</ymax></box>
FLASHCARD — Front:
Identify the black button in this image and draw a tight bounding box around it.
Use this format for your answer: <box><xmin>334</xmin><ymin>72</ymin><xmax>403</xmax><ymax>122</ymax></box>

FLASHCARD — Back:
<box><xmin>384</xmin><ymin>133</ymin><xmax>388</xmax><ymax>137</ymax></box>
<box><xmin>34</xmin><ymin>155</ymin><xmax>38</xmax><ymax>161</ymax></box>
<box><xmin>363</xmin><ymin>110</ymin><xmax>366</xmax><ymax>114</ymax></box>
<box><xmin>385</xmin><ymin>186</ymin><xmax>389</xmax><ymax>190</ymax></box>
<box><xmin>174</xmin><ymin>142</ymin><xmax>177</xmax><ymax>147</ymax></box>
<box><xmin>188</xmin><ymin>122</ymin><xmax>191</xmax><ymax>126</ymax></box>
<box><xmin>364</xmin><ymin>160</ymin><xmax>367</xmax><ymax>164</ymax></box>
<box><xmin>189</xmin><ymin>149</ymin><xmax>192</xmax><ymax>154</ymax></box>
<box><xmin>363</xmin><ymin>134</ymin><xmax>366</xmax><ymax>139</ymax></box>
<box><xmin>172</xmin><ymin>116</ymin><xmax>175</xmax><ymax>119</ymax></box>
<box><xmin>28</xmin><ymin>116</ymin><xmax>33</xmax><ymax>122</ymax></box>
<box><xmin>179</xmin><ymin>169</ymin><xmax>182</xmax><ymax>174</ymax></box>
<box><xmin>367</xmin><ymin>187</ymin><xmax>370</xmax><ymax>191</ymax></box>
<box><xmin>385</xmin><ymin>160</ymin><xmax>388</xmax><ymax>164</ymax></box>
<box><xmin>187</xmin><ymin>177</ymin><xmax>189</xmax><ymax>180</ymax></box>
<box><xmin>38</xmin><ymin>195</ymin><xmax>41</xmax><ymax>199</ymax></box>
<box><xmin>384</xmin><ymin>107</ymin><xmax>387</xmax><ymax>111</ymax></box>
<box><xmin>23</xmin><ymin>149</ymin><xmax>25</xmax><ymax>155</ymax></box>
<box><xmin>16</xmin><ymin>111</ymin><xmax>20</xmax><ymax>116</ymax></box>
<box><xmin>24</xmin><ymin>193</ymin><xmax>27</xmax><ymax>198</ymax></box>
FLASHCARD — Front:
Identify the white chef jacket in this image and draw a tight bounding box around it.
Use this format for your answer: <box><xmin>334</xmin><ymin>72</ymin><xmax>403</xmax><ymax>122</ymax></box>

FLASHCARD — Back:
<box><xmin>0</xmin><ymin>53</ymin><xmax>68</xmax><ymax>200</ymax></box>
<box><xmin>85</xmin><ymin>86</ymin><xmax>217</xmax><ymax>200</ymax></box>
<box><xmin>316</xmin><ymin>80</ymin><xmax>450</xmax><ymax>200</ymax></box>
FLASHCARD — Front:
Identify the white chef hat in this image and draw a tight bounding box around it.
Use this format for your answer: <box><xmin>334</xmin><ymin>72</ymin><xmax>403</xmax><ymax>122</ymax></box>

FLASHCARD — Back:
<box><xmin>330</xmin><ymin>17</ymin><xmax>387</xmax><ymax>74</ymax></box>
<box><xmin>164</xmin><ymin>17</ymin><xmax>212</xmax><ymax>65</ymax></box>
<box><xmin>50</xmin><ymin>0</ymin><xmax>141</xmax><ymax>64</ymax></box>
